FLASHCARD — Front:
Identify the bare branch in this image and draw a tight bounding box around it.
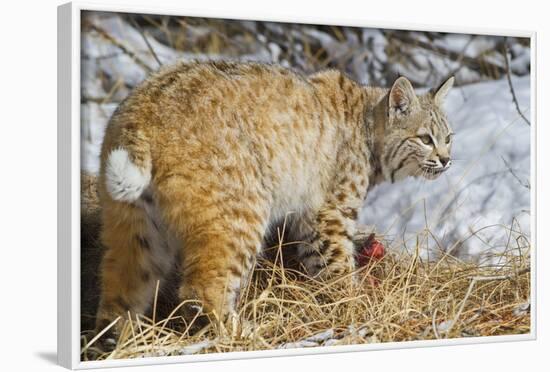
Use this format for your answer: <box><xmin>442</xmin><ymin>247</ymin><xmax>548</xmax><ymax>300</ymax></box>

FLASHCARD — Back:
<box><xmin>129</xmin><ymin>16</ymin><xmax>163</xmax><ymax>68</ymax></box>
<box><xmin>386</xmin><ymin>32</ymin><xmax>506</xmax><ymax>78</ymax></box>
<box><xmin>88</xmin><ymin>23</ymin><xmax>153</xmax><ymax>73</ymax></box>
<box><xmin>443</xmin><ymin>266</ymin><xmax>530</xmax><ymax>335</ymax></box>
<box><xmin>503</xmin><ymin>41</ymin><xmax>530</xmax><ymax>126</ymax></box>
<box><xmin>81</xmin><ymin>96</ymin><xmax>124</xmax><ymax>104</ymax></box>
<box><xmin>501</xmin><ymin>156</ymin><xmax>530</xmax><ymax>189</ymax></box>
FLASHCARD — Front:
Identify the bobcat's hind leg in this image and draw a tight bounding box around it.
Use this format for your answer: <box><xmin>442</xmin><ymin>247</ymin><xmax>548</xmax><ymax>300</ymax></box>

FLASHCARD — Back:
<box><xmin>95</xmin><ymin>198</ymin><xmax>175</xmax><ymax>347</ymax></box>
<box><xmin>176</xmin><ymin>228</ymin><xmax>262</xmax><ymax>333</ymax></box>
<box><xmin>157</xmin><ymin>177</ymin><xmax>269</xmax><ymax>332</ymax></box>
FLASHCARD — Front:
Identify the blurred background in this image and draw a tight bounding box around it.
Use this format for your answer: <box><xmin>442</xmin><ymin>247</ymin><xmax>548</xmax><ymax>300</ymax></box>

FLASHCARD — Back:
<box><xmin>80</xmin><ymin>10</ymin><xmax>531</xmax><ymax>264</ymax></box>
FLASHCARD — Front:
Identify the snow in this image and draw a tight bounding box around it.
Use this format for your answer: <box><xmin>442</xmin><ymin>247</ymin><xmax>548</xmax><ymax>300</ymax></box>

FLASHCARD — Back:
<box><xmin>277</xmin><ymin>326</ymin><xmax>376</xmax><ymax>349</ymax></box>
<box><xmin>81</xmin><ymin>102</ymin><xmax>117</xmax><ymax>174</ymax></box>
<box><xmin>278</xmin><ymin>329</ymin><xmax>334</xmax><ymax>349</ymax></box>
<box><xmin>178</xmin><ymin>340</ymin><xmax>213</xmax><ymax>355</ymax></box>
<box><xmin>513</xmin><ymin>302</ymin><xmax>530</xmax><ymax>316</ymax></box>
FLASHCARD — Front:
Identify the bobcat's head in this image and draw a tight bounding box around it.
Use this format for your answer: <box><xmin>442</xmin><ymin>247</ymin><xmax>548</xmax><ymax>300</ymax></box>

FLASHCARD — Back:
<box><xmin>381</xmin><ymin>76</ymin><xmax>455</xmax><ymax>182</ymax></box>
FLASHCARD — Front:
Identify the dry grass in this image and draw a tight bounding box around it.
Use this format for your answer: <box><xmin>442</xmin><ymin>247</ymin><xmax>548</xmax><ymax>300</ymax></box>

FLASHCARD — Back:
<box><xmin>81</xmin><ymin>226</ymin><xmax>531</xmax><ymax>361</ymax></box>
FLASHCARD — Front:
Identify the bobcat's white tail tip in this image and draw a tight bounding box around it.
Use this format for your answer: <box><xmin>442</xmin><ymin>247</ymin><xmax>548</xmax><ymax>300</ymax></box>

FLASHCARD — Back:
<box><xmin>105</xmin><ymin>148</ymin><xmax>151</xmax><ymax>202</ymax></box>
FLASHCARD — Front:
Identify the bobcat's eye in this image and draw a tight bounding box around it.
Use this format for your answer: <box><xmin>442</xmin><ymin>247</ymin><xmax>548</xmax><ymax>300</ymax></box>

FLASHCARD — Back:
<box><xmin>445</xmin><ymin>134</ymin><xmax>452</xmax><ymax>144</ymax></box>
<box><xmin>419</xmin><ymin>135</ymin><xmax>432</xmax><ymax>145</ymax></box>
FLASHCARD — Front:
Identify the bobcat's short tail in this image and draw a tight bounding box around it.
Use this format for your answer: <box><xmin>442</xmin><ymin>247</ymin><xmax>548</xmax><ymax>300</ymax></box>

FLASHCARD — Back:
<box><xmin>105</xmin><ymin>147</ymin><xmax>151</xmax><ymax>203</ymax></box>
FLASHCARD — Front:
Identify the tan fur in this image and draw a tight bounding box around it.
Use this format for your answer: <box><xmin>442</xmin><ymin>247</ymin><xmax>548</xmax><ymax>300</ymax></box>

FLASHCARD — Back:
<box><xmin>95</xmin><ymin>61</ymin><xmax>454</xmax><ymax>337</ymax></box>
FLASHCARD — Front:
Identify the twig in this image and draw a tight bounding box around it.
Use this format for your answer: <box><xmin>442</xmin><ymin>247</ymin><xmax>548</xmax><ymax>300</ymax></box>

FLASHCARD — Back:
<box><xmin>444</xmin><ymin>266</ymin><xmax>530</xmax><ymax>335</ymax></box>
<box><xmin>88</xmin><ymin>24</ymin><xmax>153</xmax><ymax>73</ymax></box>
<box><xmin>129</xmin><ymin>16</ymin><xmax>163</xmax><ymax>68</ymax></box>
<box><xmin>386</xmin><ymin>32</ymin><xmax>506</xmax><ymax>78</ymax></box>
<box><xmin>127</xmin><ymin>311</ymin><xmax>138</xmax><ymax>349</ymax></box>
<box><xmin>432</xmin><ymin>308</ymin><xmax>441</xmax><ymax>339</ymax></box>
<box><xmin>501</xmin><ymin>156</ymin><xmax>530</xmax><ymax>189</ymax></box>
<box><xmin>503</xmin><ymin>41</ymin><xmax>530</xmax><ymax>126</ymax></box>
<box><xmin>151</xmin><ymin>280</ymin><xmax>161</xmax><ymax>351</ymax></box>
<box><xmin>81</xmin><ymin>316</ymin><xmax>121</xmax><ymax>353</ymax></box>
<box><xmin>471</xmin><ymin>266</ymin><xmax>530</xmax><ymax>281</ymax></box>
<box><xmin>445</xmin><ymin>35</ymin><xmax>476</xmax><ymax>101</ymax></box>
<box><xmin>82</xmin><ymin>96</ymin><xmax>125</xmax><ymax>104</ymax></box>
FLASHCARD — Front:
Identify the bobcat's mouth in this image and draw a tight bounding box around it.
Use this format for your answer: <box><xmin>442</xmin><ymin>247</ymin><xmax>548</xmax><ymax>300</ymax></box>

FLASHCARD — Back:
<box><xmin>421</xmin><ymin>165</ymin><xmax>449</xmax><ymax>179</ymax></box>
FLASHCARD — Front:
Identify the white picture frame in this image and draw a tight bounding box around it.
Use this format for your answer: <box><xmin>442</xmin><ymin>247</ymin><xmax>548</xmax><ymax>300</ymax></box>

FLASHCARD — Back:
<box><xmin>57</xmin><ymin>2</ymin><xmax>537</xmax><ymax>369</ymax></box>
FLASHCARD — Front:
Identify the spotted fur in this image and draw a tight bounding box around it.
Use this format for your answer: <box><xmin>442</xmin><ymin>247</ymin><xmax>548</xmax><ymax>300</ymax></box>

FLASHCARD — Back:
<box><xmin>95</xmin><ymin>61</ymin><xmax>454</xmax><ymax>338</ymax></box>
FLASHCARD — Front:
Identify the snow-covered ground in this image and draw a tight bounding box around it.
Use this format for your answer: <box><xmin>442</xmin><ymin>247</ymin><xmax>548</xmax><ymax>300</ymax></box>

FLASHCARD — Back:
<box><xmin>80</xmin><ymin>13</ymin><xmax>531</xmax><ymax>263</ymax></box>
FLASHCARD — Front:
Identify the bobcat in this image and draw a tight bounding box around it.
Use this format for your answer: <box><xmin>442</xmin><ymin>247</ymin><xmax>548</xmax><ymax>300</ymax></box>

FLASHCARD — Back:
<box><xmin>95</xmin><ymin>61</ymin><xmax>454</xmax><ymax>339</ymax></box>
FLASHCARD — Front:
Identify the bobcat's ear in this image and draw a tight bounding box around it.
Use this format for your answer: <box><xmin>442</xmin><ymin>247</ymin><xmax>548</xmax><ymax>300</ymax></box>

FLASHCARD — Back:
<box><xmin>389</xmin><ymin>76</ymin><xmax>419</xmax><ymax>116</ymax></box>
<box><xmin>433</xmin><ymin>76</ymin><xmax>455</xmax><ymax>106</ymax></box>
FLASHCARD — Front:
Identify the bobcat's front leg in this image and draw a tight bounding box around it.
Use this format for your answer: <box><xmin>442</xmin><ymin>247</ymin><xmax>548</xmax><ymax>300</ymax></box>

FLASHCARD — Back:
<box><xmin>298</xmin><ymin>183</ymin><xmax>367</xmax><ymax>279</ymax></box>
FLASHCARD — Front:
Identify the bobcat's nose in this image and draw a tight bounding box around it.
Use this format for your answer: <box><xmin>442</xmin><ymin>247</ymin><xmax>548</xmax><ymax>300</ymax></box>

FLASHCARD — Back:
<box><xmin>440</xmin><ymin>156</ymin><xmax>450</xmax><ymax>167</ymax></box>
